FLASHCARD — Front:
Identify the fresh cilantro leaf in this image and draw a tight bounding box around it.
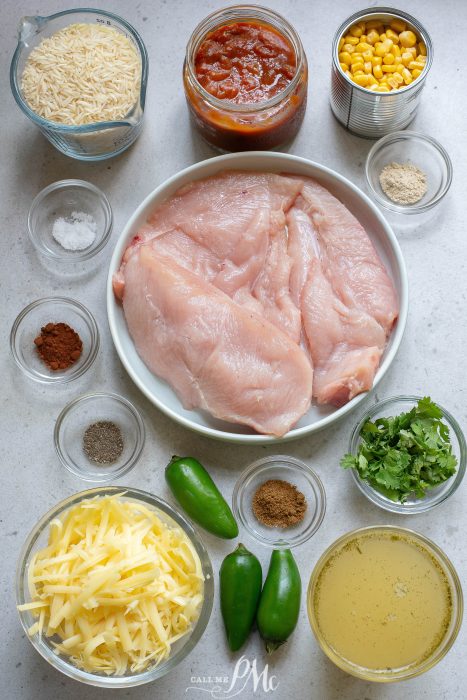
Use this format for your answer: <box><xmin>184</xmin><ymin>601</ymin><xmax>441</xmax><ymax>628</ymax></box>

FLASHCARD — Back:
<box><xmin>340</xmin><ymin>398</ymin><xmax>458</xmax><ymax>503</ymax></box>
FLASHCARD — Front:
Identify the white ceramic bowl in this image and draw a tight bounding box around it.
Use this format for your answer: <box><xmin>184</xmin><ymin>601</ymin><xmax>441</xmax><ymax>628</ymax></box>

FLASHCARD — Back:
<box><xmin>107</xmin><ymin>152</ymin><xmax>408</xmax><ymax>444</ymax></box>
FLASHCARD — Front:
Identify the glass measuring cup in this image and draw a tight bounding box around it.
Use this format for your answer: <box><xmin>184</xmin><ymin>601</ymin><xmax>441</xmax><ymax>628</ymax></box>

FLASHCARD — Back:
<box><xmin>10</xmin><ymin>9</ymin><xmax>148</xmax><ymax>161</ymax></box>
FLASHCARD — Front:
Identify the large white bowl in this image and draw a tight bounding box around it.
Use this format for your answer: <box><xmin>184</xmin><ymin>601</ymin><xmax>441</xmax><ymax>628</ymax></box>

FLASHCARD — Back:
<box><xmin>107</xmin><ymin>152</ymin><xmax>408</xmax><ymax>444</ymax></box>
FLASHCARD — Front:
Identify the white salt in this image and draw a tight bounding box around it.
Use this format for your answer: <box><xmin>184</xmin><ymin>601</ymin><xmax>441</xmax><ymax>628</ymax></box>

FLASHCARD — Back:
<box><xmin>52</xmin><ymin>211</ymin><xmax>97</xmax><ymax>251</ymax></box>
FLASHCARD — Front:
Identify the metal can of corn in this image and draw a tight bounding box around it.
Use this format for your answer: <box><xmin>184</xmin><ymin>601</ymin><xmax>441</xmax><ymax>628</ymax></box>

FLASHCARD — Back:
<box><xmin>330</xmin><ymin>7</ymin><xmax>433</xmax><ymax>138</ymax></box>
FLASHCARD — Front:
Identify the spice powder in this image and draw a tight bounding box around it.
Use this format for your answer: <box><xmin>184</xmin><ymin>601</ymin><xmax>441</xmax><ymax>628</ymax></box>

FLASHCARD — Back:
<box><xmin>252</xmin><ymin>479</ymin><xmax>307</xmax><ymax>528</ymax></box>
<box><xmin>83</xmin><ymin>421</ymin><xmax>124</xmax><ymax>465</ymax></box>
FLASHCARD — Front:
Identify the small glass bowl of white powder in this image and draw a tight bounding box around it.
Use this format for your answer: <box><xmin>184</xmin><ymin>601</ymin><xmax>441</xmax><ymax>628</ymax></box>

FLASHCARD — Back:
<box><xmin>365</xmin><ymin>131</ymin><xmax>452</xmax><ymax>217</ymax></box>
<box><xmin>28</xmin><ymin>179</ymin><xmax>112</xmax><ymax>262</ymax></box>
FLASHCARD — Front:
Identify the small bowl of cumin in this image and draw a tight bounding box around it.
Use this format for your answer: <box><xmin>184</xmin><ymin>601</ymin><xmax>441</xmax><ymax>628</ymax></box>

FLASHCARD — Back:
<box><xmin>10</xmin><ymin>296</ymin><xmax>99</xmax><ymax>384</ymax></box>
<box><xmin>54</xmin><ymin>392</ymin><xmax>145</xmax><ymax>482</ymax></box>
<box><xmin>232</xmin><ymin>456</ymin><xmax>326</xmax><ymax>549</ymax></box>
<box><xmin>365</xmin><ymin>131</ymin><xmax>452</xmax><ymax>217</ymax></box>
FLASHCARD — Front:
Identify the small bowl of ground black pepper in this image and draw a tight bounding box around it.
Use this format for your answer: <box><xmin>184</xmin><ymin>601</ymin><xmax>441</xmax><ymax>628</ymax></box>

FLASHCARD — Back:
<box><xmin>54</xmin><ymin>392</ymin><xmax>145</xmax><ymax>482</ymax></box>
<box><xmin>10</xmin><ymin>297</ymin><xmax>99</xmax><ymax>383</ymax></box>
<box><xmin>365</xmin><ymin>131</ymin><xmax>452</xmax><ymax>217</ymax></box>
<box><xmin>232</xmin><ymin>456</ymin><xmax>326</xmax><ymax>549</ymax></box>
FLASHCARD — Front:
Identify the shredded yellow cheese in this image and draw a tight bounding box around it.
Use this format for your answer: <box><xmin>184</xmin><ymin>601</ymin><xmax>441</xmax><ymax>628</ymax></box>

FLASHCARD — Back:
<box><xmin>18</xmin><ymin>494</ymin><xmax>204</xmax><ymax>675</ymax></box>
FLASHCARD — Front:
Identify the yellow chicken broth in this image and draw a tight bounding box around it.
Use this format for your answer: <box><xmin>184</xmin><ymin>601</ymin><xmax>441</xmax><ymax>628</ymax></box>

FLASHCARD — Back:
<box><xmin>311</xmin><ymin>530</ymin><xmax>452</xmax><ymax>673</ymax></box>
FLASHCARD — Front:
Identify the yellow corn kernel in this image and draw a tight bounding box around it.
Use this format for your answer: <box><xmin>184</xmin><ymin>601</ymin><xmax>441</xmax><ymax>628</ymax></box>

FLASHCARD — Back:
<box><xmin>360</xmin><ymin>34</ymin><xmax>367</xmax><ymax>42</ymax></box>
<box><xmin>382</xmin><ymin>64</ymin><xmax>398</xmax><ymax>72</ymax></box>
<box><xmin>417</xmin><ymin>54</ymin><xmax>427</xmax><ymax>63</ymax></box>
<box><xmin>419</xmin><ymin>41</ymin><xmax>427</xmax><ymax>56</ymax></box>
<box><xmin>364</xmin><ymin>61</ymin><xmax>372</xmax><ymax>73</ymax></box>
<box><xmin>408</xmin><ymin>60</ymin><xmax>425</xmax><ymax>70</ymax></box>
<box><xmin>387</xmin><ymin>76</ymin><xmax>399</xmax><ymax>89</ymax></box>
<box><xmin>349</xmin><ymin>26</ymin><xmax>362</xmax><ymax>38</ymax></box>
<box><xmin>338</xmin><ymin>37</ymin><xmax>345</xmax><ymax>51</ymax></box>
<box><xmin>371</xmin><ymin>55</ymin><xmax>382</xmax><ymax>66</ymax></box>
<box><xmin>350</xmin><ymin>52</ymin><xmax>363</xmax><ymax>63</ymax></box>
<box><xmin>375</xmin><ymin>84</ymin><xmax>390</xmax><ymax>92</ymax></box>
<box><xmin>390</xmin><ymin>18</ymin><xmax>407</xmax><ymax>33</ymax></box>
<box><xmin>393</xmin><ymin>72</ymin><xmax>404</xmax><ymax>85</ymax></box>
<box><xmin>345</xmin><ymin>69</ymin><xmax>353</xmax><ymax>79</ymax></box>
<box><xmin>391</xmin><ymin>44</ymin><xmax>401</xmax><ymax>57</ymax></box>
<box><xmin>345</xmin><ymin>34</ymin><xmax>360</xmax><ymax>45</ymax></box>
<box><xmin>394</xmin><ymin>56</ymin><xmax>403</xmax><ymax>65</ymax></box>
<box><xmin>399</xmin><ymin>30</ymin><xmax>417</xmax><ymax>48</ymax></box>
<box><xmin>339</xmin><ymin>51</ymin><xmax>353</xmax><ymax>65</ymax></box>
<box><xmin>401</xmin><ymin>67</ymin><xmax>412</xmax><ymax>82</ymax></box>
<box><xmin>343</xmin><ymin>43</ymin><xmax>356</xmax><ymax>54</ymax></box>
<box><xmin>401</xmin><ymin>51</ymin><xmax>413</xmax><ymax>66</ymax></box>
<box><xmin>386</xmin><ymin>28</ymin><xmax>400</xmax><ymax>43</ymax></box>
<box><xmin>368</xmin><ymin>83</ymin><xmax>379</xmax><ymax>91</ymax></box>
<box><xmin>356</xmin><ymin>41</ymin><xmax>372</xmax><ymax>53</ymax></box>
<box><xmin>351</xmin><ymin>62</ymin><xmax>365</xmax><ymax>73</ymax></box>
<box><xmin>366</xmin><ymin>29</ymin><xmax>379</xmax><ymax>45</ymax></box>
<box><xmin>407</xmin><ymin>46</ymin><xmax>417</xmax><ymax>57</ymax></box>
<box><xmin>366</xmin><ymin>19</ymin><xmax>383</xmax><ymax>30</ymax></box>
<box><xmin>366</xmin><ymin>74</ymin><xmax>378</xmax><ymax>86</ymax></box>
<box><xmin>340</xmin><ymin>62</ymin><xmax>349</xmax><ymax>72</ymax></box>
<box><xmin>373</xmin><ymin>64</ymin><xmax>383</xmax><ymax>80</ymax></box>
<box><xmin>412</xmin><ymin>68</ymin><xmax>422</xmax><ymax>79</ymax></box>
<box><xmin>362</xmin><ymin>49</ymin><xmax>374</xmax><ymax>60</ymax></box>
<box><xmin>353</xmin><ymin>74</ymin><xmax>370</xmax><ymax>87</ymax></box>
<box><xmin>383</xmin><ymin>53</ymin><xmax>395</xmax><ymax>65</ymax></box>
<box><xmin>375</xmin><ymin>39</ymin><xmax>393</xmax><ymax>57</ymax></box>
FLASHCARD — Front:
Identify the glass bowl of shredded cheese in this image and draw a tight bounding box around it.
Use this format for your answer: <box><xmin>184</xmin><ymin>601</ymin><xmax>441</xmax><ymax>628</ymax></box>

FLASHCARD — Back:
<box><xmin>16</xmin><ymin>487</ymin><xmax>213</xmax><ymax>687</ymax></box>
<box><xmin>10</xmin><ymin>9</ymin><xmax>148</xmax><ymax>161</ymax></box>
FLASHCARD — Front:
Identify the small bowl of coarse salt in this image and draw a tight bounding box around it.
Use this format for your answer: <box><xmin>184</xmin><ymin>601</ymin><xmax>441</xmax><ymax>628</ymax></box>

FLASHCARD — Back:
<box><xmin>365</xmin><ymin>131</ymin><xmax>452</xmax><ymax>217</ymax></box>
<box><xmin>28</xmin><ymin>179</ymin><xmax>112</xmax><ymax>262</ymax></box>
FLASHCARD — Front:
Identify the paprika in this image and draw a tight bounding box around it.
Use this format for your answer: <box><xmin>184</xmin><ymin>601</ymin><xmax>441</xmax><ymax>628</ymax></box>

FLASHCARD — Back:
<box><xmin>34</xmin><ymin>322</ymin><xmax>83</xmax><ymax>371</ymax></box>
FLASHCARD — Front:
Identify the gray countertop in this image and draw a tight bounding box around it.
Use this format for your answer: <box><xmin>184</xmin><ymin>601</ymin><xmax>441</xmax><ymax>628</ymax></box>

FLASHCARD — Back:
<box><xmin>1</xmin><ymin>1</ymin><xmax>466</xmax><ymax>698</ymax></box>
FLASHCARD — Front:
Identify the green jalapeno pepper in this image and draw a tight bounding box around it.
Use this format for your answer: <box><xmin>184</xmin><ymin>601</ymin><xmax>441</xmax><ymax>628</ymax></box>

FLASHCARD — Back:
<box><xmin>257</xmin><ymin>548</ymin><xmax>301</xmax><ymax>653</ymax></box>
<box><xmin>165</xmin><ymin>455</ymin><xmax>238</xmax><ymax>539</ymax></box>
<box><xmin>220</xmin><ymin>543</ymin><xmax>262</xmax><ymax>651</ymax></box>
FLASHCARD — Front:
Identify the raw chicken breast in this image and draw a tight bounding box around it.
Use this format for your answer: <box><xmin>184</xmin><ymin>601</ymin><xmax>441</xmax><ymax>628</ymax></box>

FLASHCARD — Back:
<box><xmin>287</xmin><ymin>205</ymin><xmax>386</xmax><ymax>406</ymax></box>
<box><xmin>114</xmin><ymin>171</ymin><xmax>302</xmax><ymax>340</ymax></box>
<box><xmin>122</xmin><ymin>244</ymin><xmax>313</xmax><ymax>437</ymax></box>
<box><xmin>294</xmin><ymin>178</ymin><xmax>399</xmax><ymax>335</ymax></box>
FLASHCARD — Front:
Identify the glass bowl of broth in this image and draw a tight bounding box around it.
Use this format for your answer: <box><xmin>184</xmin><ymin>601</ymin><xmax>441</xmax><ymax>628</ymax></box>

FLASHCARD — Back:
<box><xmin>307</xmin><ymin>526</ymin><xmax>463</xmax><ymax>682</ymax></box>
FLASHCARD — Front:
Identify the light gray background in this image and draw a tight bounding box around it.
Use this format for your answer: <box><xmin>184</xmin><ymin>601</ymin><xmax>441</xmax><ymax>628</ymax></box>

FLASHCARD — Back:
<box><xmin>1</xmin><ymin>1</ymin><xmax>466</xmax><ymax>698</ymax></box>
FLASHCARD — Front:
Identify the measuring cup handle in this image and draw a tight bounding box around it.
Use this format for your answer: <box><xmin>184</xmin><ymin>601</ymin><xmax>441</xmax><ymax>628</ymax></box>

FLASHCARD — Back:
<box><xmin>17</xmin><ymin>15</ymin><xmax>49</xmax><ymax>44</ymax></box>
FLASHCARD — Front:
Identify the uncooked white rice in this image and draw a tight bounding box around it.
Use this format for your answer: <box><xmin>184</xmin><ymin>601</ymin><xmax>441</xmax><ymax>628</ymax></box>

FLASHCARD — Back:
<box><xmin>21</xmin><ymin>23</ymin><xmax>141</xmax><ymax>126</ymax></box>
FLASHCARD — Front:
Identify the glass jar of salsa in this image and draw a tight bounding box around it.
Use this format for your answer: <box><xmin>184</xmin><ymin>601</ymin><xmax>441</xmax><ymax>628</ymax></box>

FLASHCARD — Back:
<box><xmin>183</xmin><ymin>5</ymin><xmax>308</xmax><ymax>151</ymax></box>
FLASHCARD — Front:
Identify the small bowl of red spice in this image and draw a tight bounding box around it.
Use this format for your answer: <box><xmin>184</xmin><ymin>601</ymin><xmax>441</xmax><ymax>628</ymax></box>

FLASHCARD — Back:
<box><xmin>10</xmin><ymin>297</ymin><xmax>99</xmax><ymax>383</ymax></box>
<box><xmin>232</xmin><ymin>456</ymin><xmax>326</xmax><ymax>549</ymax></box>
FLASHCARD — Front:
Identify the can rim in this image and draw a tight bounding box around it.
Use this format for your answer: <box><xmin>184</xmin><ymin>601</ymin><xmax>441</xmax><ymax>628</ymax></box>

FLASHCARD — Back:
<box><xmin>332</xmin><ymin>6</ymin><xmax>433</xmax><ymax>97</ymax></box>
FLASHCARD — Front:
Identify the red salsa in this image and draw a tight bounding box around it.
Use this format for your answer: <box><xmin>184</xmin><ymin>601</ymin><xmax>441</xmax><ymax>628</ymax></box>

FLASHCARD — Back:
<box><xmin>195</xmin><ymin>21</ymin><xmax>297</xmax><ymax>104</ymax></box>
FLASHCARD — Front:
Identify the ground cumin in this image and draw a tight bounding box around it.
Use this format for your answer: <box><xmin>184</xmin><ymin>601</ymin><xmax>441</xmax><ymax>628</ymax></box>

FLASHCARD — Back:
<box><xmin>34</xmin><ymin>322</ymin><xmax>82</xmax><ymax>370</ymax></box>
<box><xmin>252</xmin><ymin>479</ymin><xmax>307</xmax><ymax>528</ymax></box>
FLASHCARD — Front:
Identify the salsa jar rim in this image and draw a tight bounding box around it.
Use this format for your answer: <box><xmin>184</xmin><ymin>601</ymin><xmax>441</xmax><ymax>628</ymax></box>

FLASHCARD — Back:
<box><xmin>184</xmin><ymin>4</ymin><xmax>306</xmax><ymax>114</ymax></box>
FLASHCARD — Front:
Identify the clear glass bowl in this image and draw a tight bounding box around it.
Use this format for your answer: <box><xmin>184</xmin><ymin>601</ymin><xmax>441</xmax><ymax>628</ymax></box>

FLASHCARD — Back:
<box><xmin>16</xmin><ymin>486</ymin><xmax>214</xmax><ymax>688</ymax></box>
<box><xmin>307</xmin><ymin>525</ymin><xmax>463</xmax><ymax>682</ymax></box>
<box><xmin>10</xmin><ymin>9</ymin><xmax>148</xmax><ymax>161</ymax></box>
<box><xmin>365</xmin><ymin>131</ymin><xmax>452</xmax><ymax>215</ymax></box>
<box><xmin>54</xmin><ymin>393</ymin><xmax>145</xmax><ymax>482</ymax></box>
<box><xmin>232</xmin><ymin>455</ymin><xmax>326</xmax><ymax>548</ymax></box>
<box><xmin>347</xmin><ymin>395</ymin><xmax>466</xmax><ymax>514</ymax></box>
<box><xmin>28</xmin><ymin>180</ymin><xmax>112</xmax><ymax>262</ymax></box>
<box><xmin>10</xmin><ymin>297</ymin><xmax>99</xmax><ymax>383</ymax></box>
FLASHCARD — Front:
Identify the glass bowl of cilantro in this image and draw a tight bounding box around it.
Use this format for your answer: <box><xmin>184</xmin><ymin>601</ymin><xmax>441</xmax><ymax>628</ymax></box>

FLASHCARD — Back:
<box><xmin>341</xmin><ymin>396</ymin><xmax>466</xmax><ymax>514</ymax></box>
